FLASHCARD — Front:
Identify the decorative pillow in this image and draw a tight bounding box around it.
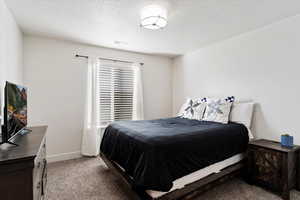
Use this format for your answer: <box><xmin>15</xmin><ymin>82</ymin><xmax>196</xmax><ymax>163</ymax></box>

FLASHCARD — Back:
<box><xmin>202</xmin><ymin>96</ymin><xmax>235</xmax><ymax>124</ymax></box>
<box><xmin>177</xmin><ymin>98</ymin><xmax>192</xmax><ymax>116</ymax></box>
<box><xmin>179</xmin><ymin>98</ymin><xmax>206</xmax><ymax>120</ymax></box>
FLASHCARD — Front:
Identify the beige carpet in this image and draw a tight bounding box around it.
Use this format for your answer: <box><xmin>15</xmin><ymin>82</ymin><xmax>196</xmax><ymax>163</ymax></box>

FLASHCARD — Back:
<box><xmin>46</xmin><ymin>157</ymin><xmax>300</xmax><ymax>200</ymax></box>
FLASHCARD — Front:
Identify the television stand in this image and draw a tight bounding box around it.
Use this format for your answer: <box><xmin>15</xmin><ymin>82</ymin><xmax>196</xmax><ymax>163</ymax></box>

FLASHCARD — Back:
<box><xmin>0</xmin><ymin>126</ymin><xmax>48</xmax><ymax>200</ymax></box>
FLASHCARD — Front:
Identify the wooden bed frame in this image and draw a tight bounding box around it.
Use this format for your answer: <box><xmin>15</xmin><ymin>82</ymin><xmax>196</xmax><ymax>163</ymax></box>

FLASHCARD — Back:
<box><xmin>100</xmin><ymin>152</ymin><xmax>246</xmax><ymax>200</ymax></box>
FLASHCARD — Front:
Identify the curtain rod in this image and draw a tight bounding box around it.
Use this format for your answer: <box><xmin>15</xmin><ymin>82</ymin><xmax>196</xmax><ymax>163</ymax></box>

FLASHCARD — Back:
<box><xmin>75</xmin><ymin>54</ymin><xmax>144</xmax><ymax>66</ymax></box>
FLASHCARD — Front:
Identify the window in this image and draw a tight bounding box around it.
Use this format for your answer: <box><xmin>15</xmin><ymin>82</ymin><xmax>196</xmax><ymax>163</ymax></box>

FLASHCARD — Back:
<box><xmin>97</xmin><ymin>61</ymin><xmax>135</xmax><ymax>126</ymax></box>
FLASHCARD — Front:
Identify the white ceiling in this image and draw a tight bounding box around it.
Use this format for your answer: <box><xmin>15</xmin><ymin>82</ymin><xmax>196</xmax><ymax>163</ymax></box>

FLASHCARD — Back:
<box><xmin>5</xmin><ymin>0</ymin><xmax>300</xmax><ymax>57</ymax></box>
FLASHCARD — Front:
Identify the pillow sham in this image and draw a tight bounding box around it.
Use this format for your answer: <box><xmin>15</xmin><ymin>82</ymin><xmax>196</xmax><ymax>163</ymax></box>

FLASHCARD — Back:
<box><xmin>230</xmin><ymin>101</ymin><xmax>254</xmax><ymax>139</ymax></box>
<box><xmin>202</xmin><ymin>96</ymin><xmax>235</xmax><ymax>124</ymax></box>
<box><xmin>230</xmin><ymin>102</ymin><xmax>254</xmax><ymax>127</ymax></box>
<box><xmin>179</xmin><ymin>98</ymin><xmax>206</xmax><ymax>120</ymax></box>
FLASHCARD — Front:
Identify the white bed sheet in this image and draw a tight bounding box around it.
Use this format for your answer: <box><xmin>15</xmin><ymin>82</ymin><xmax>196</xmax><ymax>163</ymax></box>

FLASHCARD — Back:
<box><xmin>146</xmin><ymin>153</ymin><xmax>245</xmax><ymax>198</ymax></box>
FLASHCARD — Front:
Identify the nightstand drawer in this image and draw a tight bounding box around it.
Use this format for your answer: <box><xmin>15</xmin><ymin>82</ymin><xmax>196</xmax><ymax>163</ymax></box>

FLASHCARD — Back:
<box><xmin>248</xmin><ymin>147</ymin><xmax>283</xmax><ymax>191</ymax></box>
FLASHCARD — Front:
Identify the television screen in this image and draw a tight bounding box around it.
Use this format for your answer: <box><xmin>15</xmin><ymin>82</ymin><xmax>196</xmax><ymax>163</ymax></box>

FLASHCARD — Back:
<box><xmin>5</xmin><ymin>82</ymin><xmax>27</xmax><ymax>139</ymax></box>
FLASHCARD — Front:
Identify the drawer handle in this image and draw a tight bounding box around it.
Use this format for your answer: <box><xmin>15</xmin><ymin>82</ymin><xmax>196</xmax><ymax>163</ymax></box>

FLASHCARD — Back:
<box><xmin>37</xmin><ymin>182</ymin><xmax>41</xmax><ymax>189</ymax></box>
<box><xmin>43</xmin><ymin>159</ymin><xmax>47</xmax><ymax>166</ymax></box>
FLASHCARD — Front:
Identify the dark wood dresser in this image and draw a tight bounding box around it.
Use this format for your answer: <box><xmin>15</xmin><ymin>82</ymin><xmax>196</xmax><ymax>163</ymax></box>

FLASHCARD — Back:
<box><xmin>0</xmin><ymin>126</ymin><xmax>47</xmax><ymax>200</ymax></box>
<box><xmin>247</xmin><ymin>139</ymin><xmax>300</xmax><ymax>200</ymax></box>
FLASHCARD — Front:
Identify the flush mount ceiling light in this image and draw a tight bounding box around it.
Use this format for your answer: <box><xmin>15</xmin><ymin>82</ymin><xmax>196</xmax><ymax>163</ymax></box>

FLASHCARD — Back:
<box><xmin>140</xmin><ymin>5</ymin><xmax>168</xmax><ymax>30</ymax></box>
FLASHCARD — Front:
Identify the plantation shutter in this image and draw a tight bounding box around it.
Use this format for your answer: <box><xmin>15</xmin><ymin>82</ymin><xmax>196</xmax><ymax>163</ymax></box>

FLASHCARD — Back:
<box><xmin>97</xmin><ymin>60</ymin><xmax>134</xmax><ymax>126</ymax></box>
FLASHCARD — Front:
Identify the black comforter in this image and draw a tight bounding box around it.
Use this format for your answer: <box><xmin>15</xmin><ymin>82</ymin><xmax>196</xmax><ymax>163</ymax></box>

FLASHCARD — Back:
<box><xmin>100</xmin><ymin>117</ymin><xmax>249</xmax><ymax>192</ymax></box>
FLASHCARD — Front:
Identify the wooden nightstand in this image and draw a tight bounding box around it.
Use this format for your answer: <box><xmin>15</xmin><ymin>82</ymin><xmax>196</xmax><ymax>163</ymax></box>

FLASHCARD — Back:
<box><xmin>247</xmin><ymin>139</ymin><xmax>300</xmax><ymax>200</ymax></box>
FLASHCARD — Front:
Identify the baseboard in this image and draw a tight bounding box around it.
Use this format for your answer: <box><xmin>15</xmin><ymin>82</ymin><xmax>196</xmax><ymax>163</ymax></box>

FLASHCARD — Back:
<box><xmin>47</xmin><ymin>151</ymin><xmax>82</xmax><ymax>163</ymax></box>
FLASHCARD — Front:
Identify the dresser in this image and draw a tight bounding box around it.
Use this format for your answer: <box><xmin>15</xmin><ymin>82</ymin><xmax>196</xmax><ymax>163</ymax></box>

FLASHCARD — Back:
<box><xmin>247</xmin><ymin>139</ymin><xmax>300</xmax><ymax>200</ymax></box>
<box><xmin>0</xmin><ymin>126</ymin><xmax>47</xmax><ymax>200</ymax></box>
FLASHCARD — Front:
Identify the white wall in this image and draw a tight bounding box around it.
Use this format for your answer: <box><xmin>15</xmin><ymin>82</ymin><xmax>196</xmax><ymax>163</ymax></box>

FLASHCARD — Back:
<box><xmin>0</xmin><ymin>0</ymin><xmax>23</xmax><ymax>113</ymax></box>
<box><xmin>173</xmin><ymin>14</ymin><xmax>300</xmax><ymax>145</ymax></box>
<box><xmin>24</xmin><ymin>35</ymin><xmax>173</xmax><ymax>162</ymax></box>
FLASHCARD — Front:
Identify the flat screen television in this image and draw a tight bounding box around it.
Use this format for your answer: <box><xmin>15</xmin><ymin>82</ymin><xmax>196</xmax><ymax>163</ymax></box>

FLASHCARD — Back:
<box><xmin>1</xmin><ymin>81</ymin><xmax>27</xmax><ymax>144</ymax></box>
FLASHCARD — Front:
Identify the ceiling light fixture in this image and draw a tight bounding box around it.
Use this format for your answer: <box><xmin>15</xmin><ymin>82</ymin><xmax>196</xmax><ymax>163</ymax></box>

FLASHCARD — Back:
<box><xmin>140</xmin><ymin>5</ymin><xmax>168</xmax><ymax>30</ymax></box>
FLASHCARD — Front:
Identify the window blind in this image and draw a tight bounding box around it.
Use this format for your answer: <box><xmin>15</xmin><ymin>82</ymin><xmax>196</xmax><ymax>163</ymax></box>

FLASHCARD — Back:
<box><xmin>97</xmin><ymin>61</ymin><xmax>135</xmax><ymax>126</ymax></box>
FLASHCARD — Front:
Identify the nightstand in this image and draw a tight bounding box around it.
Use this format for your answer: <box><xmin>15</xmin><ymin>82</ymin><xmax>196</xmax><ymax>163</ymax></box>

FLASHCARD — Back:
<box><xmin>247</xmin><ymin>139</ymin><xmax>300</xmax><ymax>200</ymax></box>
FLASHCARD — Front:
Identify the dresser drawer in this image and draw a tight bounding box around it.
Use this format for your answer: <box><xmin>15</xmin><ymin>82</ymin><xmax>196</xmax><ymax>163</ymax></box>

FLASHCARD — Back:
<box><xmin>33</xmin><ymin>159</ymin><xmax>44</xmax><ymax>181</ymax></box>
<box><xmin>33</xmin><ymin>137</ymin><xmax>47</xmax><ymax>200</ymax></box>
<box><xmin>33</xmin><ymin>180</ymin><xmax>42</xmax><ymax>200</ymax></box>
<box><xmin>33</xmin><ymin>138</ymin><xmax>46</xmax><ymax>179</ymax></box>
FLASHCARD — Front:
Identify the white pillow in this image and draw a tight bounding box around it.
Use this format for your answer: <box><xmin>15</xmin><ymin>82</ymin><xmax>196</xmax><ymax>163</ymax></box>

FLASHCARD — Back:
<box><xmin>229</xmin><ymin>102</ymin><xmax>254</xmax><ymax>139</ymax></box>
<box><xmin>178</xmin><ymin>98</ymin><xmax>206</xmax><ymax>121</ymax></box>
<box><xmin>203</xmin><ymin>97</ymin><xmax>234</xmax><ymax>124</ymax></box>
<box><xmin>230</xmin><ymin>102</ymin><xmax>254</xmax><ymax>127</ymax></box>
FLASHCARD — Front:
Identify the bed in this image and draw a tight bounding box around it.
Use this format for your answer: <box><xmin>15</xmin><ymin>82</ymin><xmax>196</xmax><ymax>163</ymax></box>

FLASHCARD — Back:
<box><xmin>100</xmin><ymin>117</ymin><xmax>249</xmax><ymax>200</ymax></box>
